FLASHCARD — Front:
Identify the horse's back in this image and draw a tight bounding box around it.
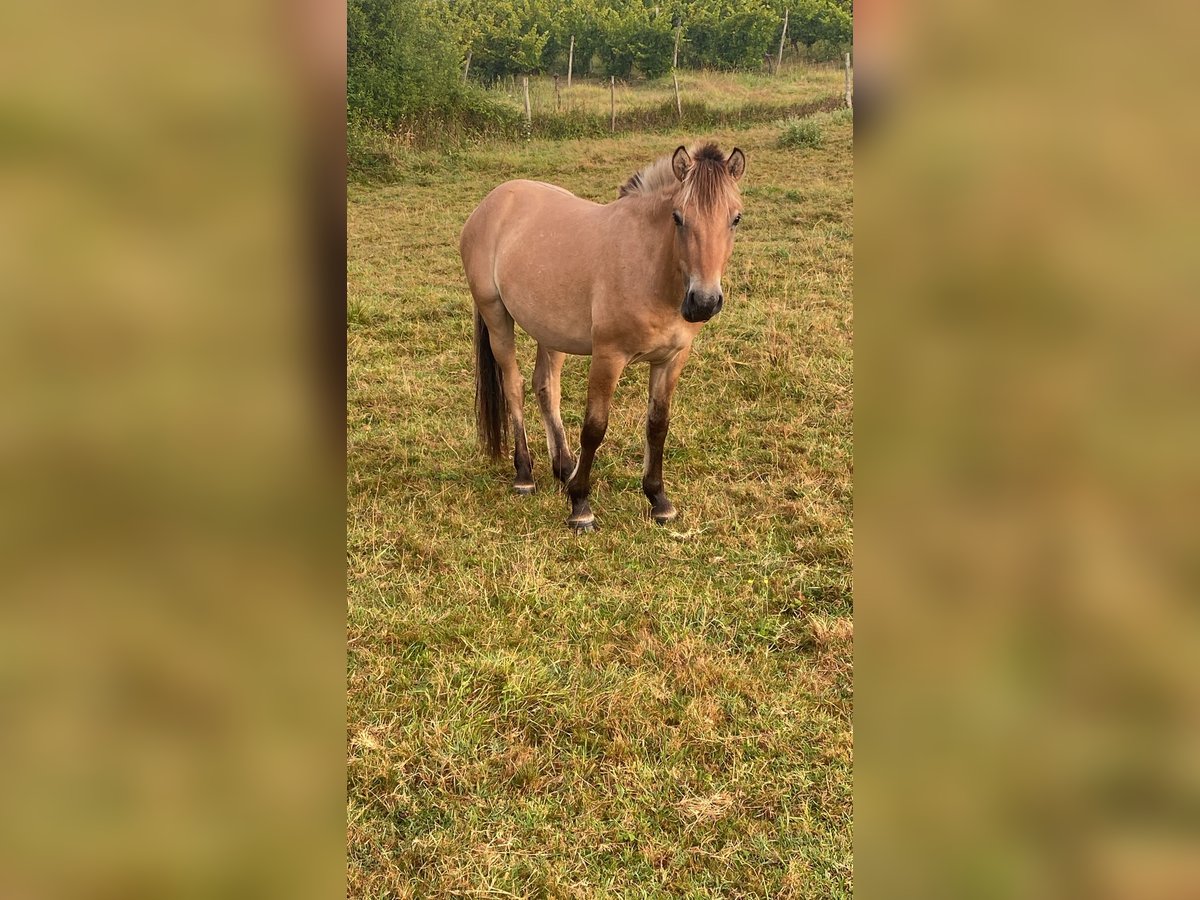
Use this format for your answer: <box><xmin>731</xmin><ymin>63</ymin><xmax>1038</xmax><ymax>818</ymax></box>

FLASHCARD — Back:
<box><xmin>463</xmin><ymin>179</ymin><xmax>593</xmax><ymax>241</ymax></box>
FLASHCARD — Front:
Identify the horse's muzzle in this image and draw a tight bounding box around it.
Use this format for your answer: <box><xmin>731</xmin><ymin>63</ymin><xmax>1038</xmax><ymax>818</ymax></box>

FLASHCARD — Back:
<box><xmin>681</xmin><ymin>290</ymin><xmax>724</xmax><ymax>323</ymax></box>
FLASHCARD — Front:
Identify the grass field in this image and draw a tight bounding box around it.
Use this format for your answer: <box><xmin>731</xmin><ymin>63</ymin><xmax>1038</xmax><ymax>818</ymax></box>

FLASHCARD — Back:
<box><xmin>485</xmin><ymin>64</ymin><xmax>847</xmax><ymax>118</ymax></box>
<box><xmin>347</xmin><ymin>69</ymin><xmax>853</xmax><ymax>897</ymax></box>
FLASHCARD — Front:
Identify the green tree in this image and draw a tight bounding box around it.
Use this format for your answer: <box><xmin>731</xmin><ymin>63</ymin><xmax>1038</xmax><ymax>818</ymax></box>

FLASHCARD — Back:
<box><xmin>540</xmin><ymin>0</ymin><xmax>605</xmax><ymax>75</ymax></box>
<box><xmin>682</xmin><ymin>0</ymin><xmax>780</xmax><ymax>70</ymax></box>
<box><xmin>445</xmin><ymin>0</ymin><xmax>550</xmax><ymax>80</ymax></box>
<box><xmin>595</xmin><ymin>2</ymin><xmax>675</xmax><ymax>77</ymax></box>
<box><xmin>780</xmin><ymin>0</ymin><xmax>852</xmax><ymax>58</ymax></box>
<box><xmin>348</xmin><ymin>0</ymin><xmax>465</xmax><ymax>122</ymax></box>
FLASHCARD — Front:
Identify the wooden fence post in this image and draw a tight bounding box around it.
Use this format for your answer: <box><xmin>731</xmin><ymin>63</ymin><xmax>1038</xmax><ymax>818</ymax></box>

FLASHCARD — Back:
<box><xmin>776</xmin><ymin>10</ymin><xmax>788</xmax><ymax>74</ymax></box>
<box><xmin>554</xmin><ymin>74</ymin><xmax>561</xmax><ymax>111</ymax></box>
<box><xmin>672</xmin><ymin>71</ymin><xmax>682</xmax><ymax>121</ymax></box>
<box><xmin>844</xmin><ymin>52</ymin><xmax>852</xmax><ymax>109</ymax></box>
<box><xmin>673</xmin><ymin>25</ymin><xmax>681</xmax><ymax>69</ymax></box>
<box><xmin>610</xmin><ymin>76</ymin><xmax>615</xmax><ymax>132</ymax></box>
<box><xmin>463</xmin><ymin>50</ymin><xmax>471</xmax><ymax>83</ymax></box>
<box><xmin>567</xmin><ymin>36</ymin><xmax>574</xmax><ymax>88</ymax></box>
<box><xmin>523</xmin><ymin>76</ymin><xmax>531</xmax><ymax>125</ymax></box>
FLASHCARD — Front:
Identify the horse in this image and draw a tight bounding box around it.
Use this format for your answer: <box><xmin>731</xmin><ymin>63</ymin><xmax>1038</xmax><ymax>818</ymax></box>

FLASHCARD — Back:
<box><xmin>459</xmin><ymin>142</ymin><xmax>746</xmax><ymax>532</ymax></box>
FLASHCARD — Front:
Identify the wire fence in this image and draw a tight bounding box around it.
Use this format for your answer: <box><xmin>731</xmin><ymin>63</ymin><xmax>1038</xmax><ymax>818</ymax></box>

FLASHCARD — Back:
<box><xmin>473</xmin><ymin>56</ymin><xmax>852</xmax><ymax>130</ymax></box>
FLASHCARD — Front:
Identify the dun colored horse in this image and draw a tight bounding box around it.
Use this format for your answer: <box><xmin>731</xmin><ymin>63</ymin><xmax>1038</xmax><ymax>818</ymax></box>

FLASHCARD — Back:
<box><xmin>459</xmin><ymin>142</ymin><xmax>746</xmax><ymax>531</ymax></box>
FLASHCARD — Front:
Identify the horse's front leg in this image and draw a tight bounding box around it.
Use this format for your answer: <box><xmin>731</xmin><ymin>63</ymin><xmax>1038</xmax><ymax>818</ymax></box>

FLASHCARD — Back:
<box><xmin>643</xmin><ymin>348</ymin><xmax>691</xmax><ymax>524</ymax></box>
<box><xmin>566</xmin><ymin>352</ymin><xmax>627</xmax><ymax>532</ymax></box>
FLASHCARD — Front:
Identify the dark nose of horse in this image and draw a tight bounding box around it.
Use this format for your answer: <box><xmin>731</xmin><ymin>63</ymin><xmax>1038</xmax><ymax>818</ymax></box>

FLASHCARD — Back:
<box><xmin>683</xmin><ymin>289</ymin><xmax>723</xmax><ymax>322</ymax></box>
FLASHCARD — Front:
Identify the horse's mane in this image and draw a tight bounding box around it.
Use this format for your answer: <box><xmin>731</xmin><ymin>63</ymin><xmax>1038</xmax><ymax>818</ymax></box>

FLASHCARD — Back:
<box><xmin>618</xmin><ymin>142</ymin><xmax>733</xmax><ymax>210</ymax></box>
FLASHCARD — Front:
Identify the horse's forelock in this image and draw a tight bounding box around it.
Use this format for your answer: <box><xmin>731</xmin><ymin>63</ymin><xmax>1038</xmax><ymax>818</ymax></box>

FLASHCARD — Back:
<box><xmin>621</xmin><ymin>142</ymin><xmax>738</xmax><ymax>211</ymax></box>
<box><xmin>680</xmin><ymin>147</ymin><xmax>735</xmax><ymax>212</ymax></box>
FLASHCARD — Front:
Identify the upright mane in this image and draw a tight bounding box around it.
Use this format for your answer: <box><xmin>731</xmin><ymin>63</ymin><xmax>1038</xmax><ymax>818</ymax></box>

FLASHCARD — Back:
<box><xmin>618</xmin><ymin>142</ymin><xmax>736</xmax><ymax>210</ymax></box>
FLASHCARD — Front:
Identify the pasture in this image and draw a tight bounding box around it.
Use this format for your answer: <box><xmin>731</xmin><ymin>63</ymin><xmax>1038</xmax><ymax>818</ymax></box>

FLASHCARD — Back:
<box><xmin>484</xmin><ymin>64</ymin><xmax>848</xmax><ymax>118</ymax></box>
<box><xmin>347</xmin><ymin>75</ymin><xmax>853</xmax><ymax>896</ymax></box>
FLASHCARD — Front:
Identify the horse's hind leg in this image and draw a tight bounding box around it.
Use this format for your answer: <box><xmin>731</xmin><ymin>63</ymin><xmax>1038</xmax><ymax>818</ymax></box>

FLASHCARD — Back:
<box><xmin>534</xmin><ymin>344</ymin><xmax>574</xmax><ymax>484</ymax></box>
<box><xmin>479</xmin><ymin>302</ymin><xmax>535</xmax><ymax>493</ymax></box>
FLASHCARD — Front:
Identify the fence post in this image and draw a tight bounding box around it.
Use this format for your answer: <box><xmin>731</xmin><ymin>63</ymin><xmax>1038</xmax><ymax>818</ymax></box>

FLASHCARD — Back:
<box><xmin>610</xmin><ymin>76</ymin><xmax>615</xmax><ymax>132</ymax></box>
<box><xmin>567</xmin><ymin>36</ymin><xmax>574</xmax><ymax>88</ymax></box>
<box><xmin>672</xmin><ymin>71</ymin><xmax>682</xmax><ymax>121</ymax></box>
<box><xmin>554</xmin><ymin>74</ymin><xmax>561</xmax><ymax>112</ymax></box>
<box><xmin>463</xmin><ymin>50</ymin><xmax>471</xmax><ymax>83</ymax></box>
<box><xmin>523</xmin><ymin>76</ymin><xmax>531</xmax><ymax>125</ymax></box>
<box><xmin>844</xmin><ymin>52</ymin><xmax>852</xmax><ymax>109</ymax></box>
<box><xmin>776</xmin><ymin>10</ymin><xmax>788</xmax><ymax>74</ymax></box>
<box><xmin>673</xmin><ymin>25</ymin><xmax>681</xmax><ymax>69</ymax></box>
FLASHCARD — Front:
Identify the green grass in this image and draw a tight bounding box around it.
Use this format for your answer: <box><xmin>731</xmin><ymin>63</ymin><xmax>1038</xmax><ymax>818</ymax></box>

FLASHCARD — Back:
<box><xmin>347</xmin><ymin>72</ymin><xmax>853</xmax><ymax>896</ymax></box>
<box><xmin>778</xmin><ymin>118</ymin><xmax>823</xmax><ymax>150</ymax></box>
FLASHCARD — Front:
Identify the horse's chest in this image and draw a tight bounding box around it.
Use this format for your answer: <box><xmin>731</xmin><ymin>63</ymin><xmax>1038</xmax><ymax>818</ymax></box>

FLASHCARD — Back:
<box><xmin>628</xmin><ymin>346</ymin><xmax>681</xmax><ymax>366</ymax></box>
<box><xmin>624</xmin><ymin>322</ymin><xmax>695</xmax><ymax>365</ymax></box>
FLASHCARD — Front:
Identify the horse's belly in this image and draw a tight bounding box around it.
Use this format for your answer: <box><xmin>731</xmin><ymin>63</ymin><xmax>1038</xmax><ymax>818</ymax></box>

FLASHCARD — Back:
<box><xmin>497</xmin><ymin>274</ymin><xmax>594</xmax><ymax>356</ymax></box>
<box><xmin>508</xmin><ymin>298</ymin><xmax>593</xmax><ymax>355</ymax></box>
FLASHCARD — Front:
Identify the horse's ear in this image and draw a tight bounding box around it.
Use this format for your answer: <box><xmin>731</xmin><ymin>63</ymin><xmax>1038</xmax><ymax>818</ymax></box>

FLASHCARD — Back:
<box><xmin>727</xmin><ymin>148</ymin><xmax>746</xmax><ymax>181</ymax></box>
<box><xmin>671</xmin><ymin>146</ymin><xmax>692</xmax><ymax>182</ymax></box>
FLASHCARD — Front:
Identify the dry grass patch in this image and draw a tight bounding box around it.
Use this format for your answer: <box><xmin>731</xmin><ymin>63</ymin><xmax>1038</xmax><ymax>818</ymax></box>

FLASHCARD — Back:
<box><xmin>676</xmin><ymin>791</ymin><xmax>739</xmax><ymax>824</ymax></box>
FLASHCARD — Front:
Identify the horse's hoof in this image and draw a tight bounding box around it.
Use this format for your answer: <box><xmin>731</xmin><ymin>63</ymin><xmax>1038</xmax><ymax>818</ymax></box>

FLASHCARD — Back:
<box><xmin>513</xmin><ymin>482</ymin><xmax>536</xmax><ymax>495</ymax></box>
<box><xmin>567</xmin><ymin>516</ymin><xmax>596</xmax><ymax>533</ymax></box>
<box><xmin>651</xmin><ymin>503</ymin><xmax>678</xmax><ymax>525</ymax></box>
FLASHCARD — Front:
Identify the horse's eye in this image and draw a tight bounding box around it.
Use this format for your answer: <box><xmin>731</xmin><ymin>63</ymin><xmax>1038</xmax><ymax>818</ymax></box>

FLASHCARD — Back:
<box><xmin>732</xmin><ymin>213</ymin><xmax>742</xmax><ymax>228</ymax></box>
<box><xmin>672</xmin><ymin>210</ymin><xmax>683</xmax><ymax>227</ymax></box>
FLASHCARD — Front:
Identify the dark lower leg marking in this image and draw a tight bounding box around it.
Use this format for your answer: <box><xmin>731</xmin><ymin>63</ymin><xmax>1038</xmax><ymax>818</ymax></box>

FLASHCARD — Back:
<box><xmin>512</xmin><ymin>417</ymin><xmax>534</xmax><ymax>491</ymax></box>
<box><xmin>642</xmin><ymin>401</ymin><xmax>676</xmax><ymax>522</ymax></box>
<box><xmin>566</xmin><ymin>416</ymin><xmax>606</xmax><ymax>528</ymax></box>
<box><xmin>537</xmin><ymin>388</ymin><xmax>572</xmax><ymax>483</ymax></box>
<box><xmin>534</xmin><ymin>350</ymin><xmax>573</xmax><ymax>485</ymax></box>
<box><xmin>564</xmin><ymin>353</ymin><xmax>625</xmax><ymax>531</ymax></box>
<box><xmin>549</xmin><ymin>422</ymin><xmax>574</xmax><ymax>483</ymax></box>
<box><xmin>642</xmin><ymin>353</ymin><xmax>689</xmax><ymax>525</ymax></box>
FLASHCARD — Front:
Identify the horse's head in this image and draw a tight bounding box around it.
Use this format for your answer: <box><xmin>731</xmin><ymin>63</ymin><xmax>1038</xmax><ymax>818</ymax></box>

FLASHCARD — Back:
<box><xmin>669</xmin><ymin>144</ymin><xmax>746</xmax><ymax>323</ymax></box>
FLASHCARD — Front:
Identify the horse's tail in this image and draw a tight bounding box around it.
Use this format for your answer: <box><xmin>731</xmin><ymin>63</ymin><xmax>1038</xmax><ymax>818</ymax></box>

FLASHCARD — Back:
<box><xmin>474</xmin><ymin>309</ymin><xmax>508</xmax><ymax>458</ymax></box>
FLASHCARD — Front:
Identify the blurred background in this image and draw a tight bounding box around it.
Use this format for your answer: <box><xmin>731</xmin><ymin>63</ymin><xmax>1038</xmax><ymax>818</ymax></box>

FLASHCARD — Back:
<box><xmin>857</xmin><ymin>0</ymin><xmax>1200</xmax><ymax>897</ymax></box>
<box><xmin>0</xmin><ymin>1</ymin><xmax>346</xmax><ymax>897</ymax></box>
